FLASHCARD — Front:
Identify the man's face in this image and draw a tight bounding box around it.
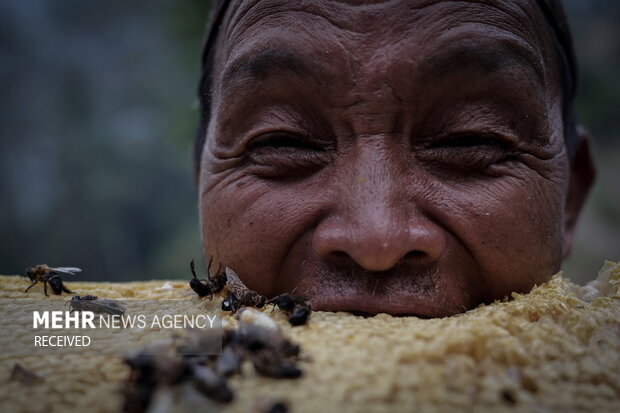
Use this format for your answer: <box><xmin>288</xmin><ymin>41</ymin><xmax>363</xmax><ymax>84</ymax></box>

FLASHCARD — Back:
<box><xmin>198</xmin><ymin>0</ymin><xmax>584</xmax><ymax>317</ymax></box>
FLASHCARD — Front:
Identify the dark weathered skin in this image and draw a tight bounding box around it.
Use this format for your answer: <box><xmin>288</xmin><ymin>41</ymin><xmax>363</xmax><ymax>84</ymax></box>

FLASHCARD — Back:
<box><xmin>198</xmin><ymin>0</ymin><xmax>595</xmax><ymax>317</ymax></box>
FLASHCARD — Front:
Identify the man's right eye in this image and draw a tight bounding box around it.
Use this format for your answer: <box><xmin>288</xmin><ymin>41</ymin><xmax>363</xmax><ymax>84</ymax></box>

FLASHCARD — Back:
<box><xmin>245</xmin><ymin>133</ymin><xmax>330</xmax><ymax>177</ymax></box>
<box><xmin>247</xmin><ymin>134</ymin><xmax>319</xmax><ymax>150</ymax></box>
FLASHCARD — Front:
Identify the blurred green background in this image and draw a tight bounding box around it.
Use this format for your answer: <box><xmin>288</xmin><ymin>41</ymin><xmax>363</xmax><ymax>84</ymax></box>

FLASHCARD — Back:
<box><xmin>0</xmin><ymin>0</ymin><xmax>617</xmax><ymax>283</ymax></box>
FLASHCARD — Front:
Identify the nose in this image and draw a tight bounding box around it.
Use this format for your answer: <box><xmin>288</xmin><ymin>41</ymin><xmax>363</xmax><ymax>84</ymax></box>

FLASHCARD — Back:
<box><xmin>313</xmin><ymin>210</ymin><xmax>446</xmax><ymax>271</ymax></box>
<box><xmin>312</xmin><ymin>144</ymin><xmax>446</xmax><ymax>272</ymax></box>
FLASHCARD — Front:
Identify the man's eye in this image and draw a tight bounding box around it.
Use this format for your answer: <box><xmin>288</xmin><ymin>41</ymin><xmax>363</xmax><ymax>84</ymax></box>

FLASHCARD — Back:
<box><xmin>248</xmin><ymin>134</ymin><xmax>321</xmax><ymax>151</ymax></box>
<box><xmin>245</xmin><ymin>133</ymin><xmax>329</xmax><ymax>177</ymax></box>
<box><xmin>417</xmin><ymin>134</ymin><xmax>513</xmax><ymax>172</ymax></box>
<box><xmin>439</xmin><ymin>134</ymin><xmax>507</xmax><ymax>150</ymax></box>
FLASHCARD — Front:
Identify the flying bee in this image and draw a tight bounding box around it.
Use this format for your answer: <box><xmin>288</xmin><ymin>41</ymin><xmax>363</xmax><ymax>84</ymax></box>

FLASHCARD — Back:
<box><xmin>24</xmin><ymin>264</ymin><xmax>81</xmax><ymax>296</ymax></box>
<box><xmin>67</xmin><ymin>295</ymin><xmax>126</xmax><ymax>316</ymax></box>
<box><xmin>267</xmin><ymin>294</ymin><xmax>312</xmax><ymax>326</ymax></box>
<box><xmin>189</xmin><ymin>258</ymin><xmax>227</xmax><ymax>299</ymax></box>
<box><xmin>221</xmin><ymin>268</ymin><xmax>266</xmax><ymax>313</ymax></box>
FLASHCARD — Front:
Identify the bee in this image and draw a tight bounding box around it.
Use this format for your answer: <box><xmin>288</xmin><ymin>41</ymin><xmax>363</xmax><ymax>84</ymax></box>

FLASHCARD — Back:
<box><xmin>221</xmin><ymin>293</ymin><xmax>240</xmax><ymax>312</ymax></box>
<box><xmin>189</xmin><ymin>258</ymin><xmax>227</xmax><ymax>298</ymax></box>
<box><xmin>123</xmin><ymin>337</ymin><xmax>234</xmax><ymax>412</ymax></box>
<box><xmin>191</xmin><ymin>363</ymin><xmax>234</xmax><ymax>403</ymax></box>
<box><xmin>227</xmin><ymin>322</ymin><xmax>303</xmax><ymax>379</ymax></box>
<box><xmin>214</xmin><ymin>346</ymin><xmax>242</xmax><ymax>378</ymax></box>
<box><xmin>221</xmin><ymin>268</ymin><xmax>266</xmax><ymax>313</ymax></box>
<box><xmin>67</xmin><ymin>295</ymin><xmax>126</xmax><ymax>316</ymax></box>
<box><xmin>122</xmin><ymin>354</ymin><xmax>155</xmax><ymax>413</ymax></box>
<box><xmin>254</xmin><ymin>399</ymin><xmax>289</xmax><ymax>413</ymax></box>
<box><xmin>251</xmin><ymin>352</ymin><xmax>302</xmax><ymax>378</ymax></box>
<box><xmin>24</xmin><ymin>264</ymin><xmax>81</xmax><ymax>296</ymax></box>
<box><xmin>122</xmin><ymin>321</ymin><xmax>303</xmax><ymax>412</ymax></box>
<box><xmin>267</xmin><ymin>294</ymin><xmax>312</xmax><ymax>326</ymax></box>
<box><xmin>10</xmin><ymin>363</ymin><xmax>43</xmax><ymax>384</ymax></box>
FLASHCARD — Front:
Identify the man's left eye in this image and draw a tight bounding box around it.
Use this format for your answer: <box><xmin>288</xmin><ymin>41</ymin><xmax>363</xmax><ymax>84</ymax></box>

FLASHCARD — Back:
<box><xmin>416</xmin><ymin>134</ymin><xmax>514</xmax><ymax>171</ymax></box>
<box><xmin>440</xmin><ymin>134</ymin><xmax>508</xmax><ymax>150</ymax></box>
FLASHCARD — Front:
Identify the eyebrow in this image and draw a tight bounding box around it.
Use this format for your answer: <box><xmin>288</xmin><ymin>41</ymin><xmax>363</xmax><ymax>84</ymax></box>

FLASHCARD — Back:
<box><xmin>420</xmin><ymin>40</ymin><xmax>546</xmax><ymax>88</ymax></box>
<box><xmin>220</xmin><ymin>48</ymin><xmax>324</xmax><ymax>93</ymax></box>
<box><xmin>217</xmin><ymin>39</ymin><xmax>546</xmax><ymax>101</ymax></box>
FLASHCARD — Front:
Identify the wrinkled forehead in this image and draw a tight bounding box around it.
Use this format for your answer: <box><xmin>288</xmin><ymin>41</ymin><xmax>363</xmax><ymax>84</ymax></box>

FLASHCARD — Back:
<box><xmin>213</xmin><ymin>0</ymin><xmax>557</xmax><ymax>90</ymax></box>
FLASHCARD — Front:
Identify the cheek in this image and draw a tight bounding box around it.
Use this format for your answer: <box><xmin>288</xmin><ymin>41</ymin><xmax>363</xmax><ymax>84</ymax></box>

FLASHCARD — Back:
<box><xmin>199</xmin><ymin>174</ymin><xmax>325</xmax><ymax>296</ymax></box>
<box><xmin>436</xmin><ymin>161</ymin><xmax>567</xmax><ymax>295</ymax></box>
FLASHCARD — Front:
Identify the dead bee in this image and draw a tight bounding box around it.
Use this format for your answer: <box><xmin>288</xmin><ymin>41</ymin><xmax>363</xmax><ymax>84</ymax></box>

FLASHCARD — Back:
<box><xmin>251</xmin><ymin>350</ymin><xmax>303</xmax><ymax>378</ymax></box>
<box><xmin>10</xmin><ymin>363</ymin><xmax>43</xmax><ymax>384</ymax></box>
<box><xmin>190</xmin><ymin>363</ymin><xmax>234</xmax><ymax>403</ymax></box>
<box><xmin>253</xmin><ymin>399</ymin><xmax>289</xmax><ymax>413</ymax></box>
<box><xmin>221</xmin><ymin>268</ymin><xmax>266</xmax><ymax>313</ymax></box>
<box><xmin>125</xmin><ymin>353</ymin><xmax>233</xmax><ymax>407</ymax></box>
<box><xmin>214</xmin><ymin>346</ymin><xmax>242</xmax><ymax>378</ymax></box>
<box><xmin>227</xmin><ymin>323</ymin><xmax>303</xmax><ymax>379</ymax></box>
<box><xmin>24</xmin><ymin>264</ymin><xmax>81</xmax><ymax>296</ymax></box>
<box><xmin>67</xmin><ymin>295</ymin><xmax>126</xmax><ymax>316</ymax></box>
<box><xmin>189</xmin><ymin>258</ymin><xmax>227</xmax><ymax>299</ymax></box>
<box><xmin>268</xmin><ymin>294</ymin><xmax>312</xmax><ymax>326</ymax></box>
<box><xmin>123</xmin><ymin>354</ymin><xmax>160</xmax><ymax>413</ymax></box>
<box><xmin>123</xmin><ymin>342</ymin><xmax>233</xmax><ymax>412</ymax></box>
<box><xmin>221</xmin><ymin>293</ymin><xmax>240</xmax><ymax>312</ymax></box>
<box><xmin>265</xmin><ymin>401</ymin><xmax>289</xmax><ymax>413</ymax></box>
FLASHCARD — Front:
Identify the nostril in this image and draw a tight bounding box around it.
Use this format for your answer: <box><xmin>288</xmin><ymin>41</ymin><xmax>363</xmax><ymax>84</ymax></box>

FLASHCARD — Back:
<box><xmin>405</xmin><ymin>250</ymin><xmax>426</xmax><ymax>261</ymax></box>
<box><xmin>332</xmin><ymin>250</ymin><xmax>349</xmax><ymax>259</ymax></box>
<box><xmin>325</xmin><ymin>250</ymin><xmax>355</xmax><ymax>266</ymax></box>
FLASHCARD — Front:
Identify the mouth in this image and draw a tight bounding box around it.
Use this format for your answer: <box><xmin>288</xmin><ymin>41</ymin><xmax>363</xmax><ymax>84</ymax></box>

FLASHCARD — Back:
<box><xmin>309</xmin><ymin>290</ymin><xmax>467</xmax><ymax>318</ymax></box>
<box><xmin>289</xmin><ymin>265</ymin><xmax>477</xmax><ymax>318</ymax></box>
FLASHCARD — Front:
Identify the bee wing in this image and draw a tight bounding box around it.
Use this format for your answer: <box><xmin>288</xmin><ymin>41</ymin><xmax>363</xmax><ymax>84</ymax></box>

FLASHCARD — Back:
<box><xmin>225</xmin><ymin>267</ymin><xmax>249</xmax><ymax>296</ymax></box>
<box><xmin>80</xmin><ymin>299</ymin><xmax>125</xmax><ymax>316</ymax></box>
<box><xmin>48</xmin><ymin>267</ymin><xmax>82</xmax><ymax>275</ymax></box>
<box><xmin>95</xmin><ymin>299</ymin><xmax>126</xmax><ymax>315</ymax></box>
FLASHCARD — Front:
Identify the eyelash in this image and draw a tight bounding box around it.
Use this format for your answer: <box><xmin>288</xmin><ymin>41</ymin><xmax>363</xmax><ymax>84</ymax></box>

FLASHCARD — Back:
<box><xmin>245</xmin><ymin>133</ymin><xmax>329</xmax><ymax>176</ymax></box>
<box><xmin>432</xmin><ymin>134</ymin><xmax>508</xmax><ymax>150</ymax></box>
<box><xmin>247</xmin><ymin>133</ymin><xmax>322</xmax><ymax>151</ymax></box>
<box><xmin>244</xmin><ymin>131</ymin><xmax>513</xmax><ymax>178</ymax></box>
<box><xmin>417</xmin><ymin>134</ymin><xmax>514</xmax><ymax>171</ymax></box>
